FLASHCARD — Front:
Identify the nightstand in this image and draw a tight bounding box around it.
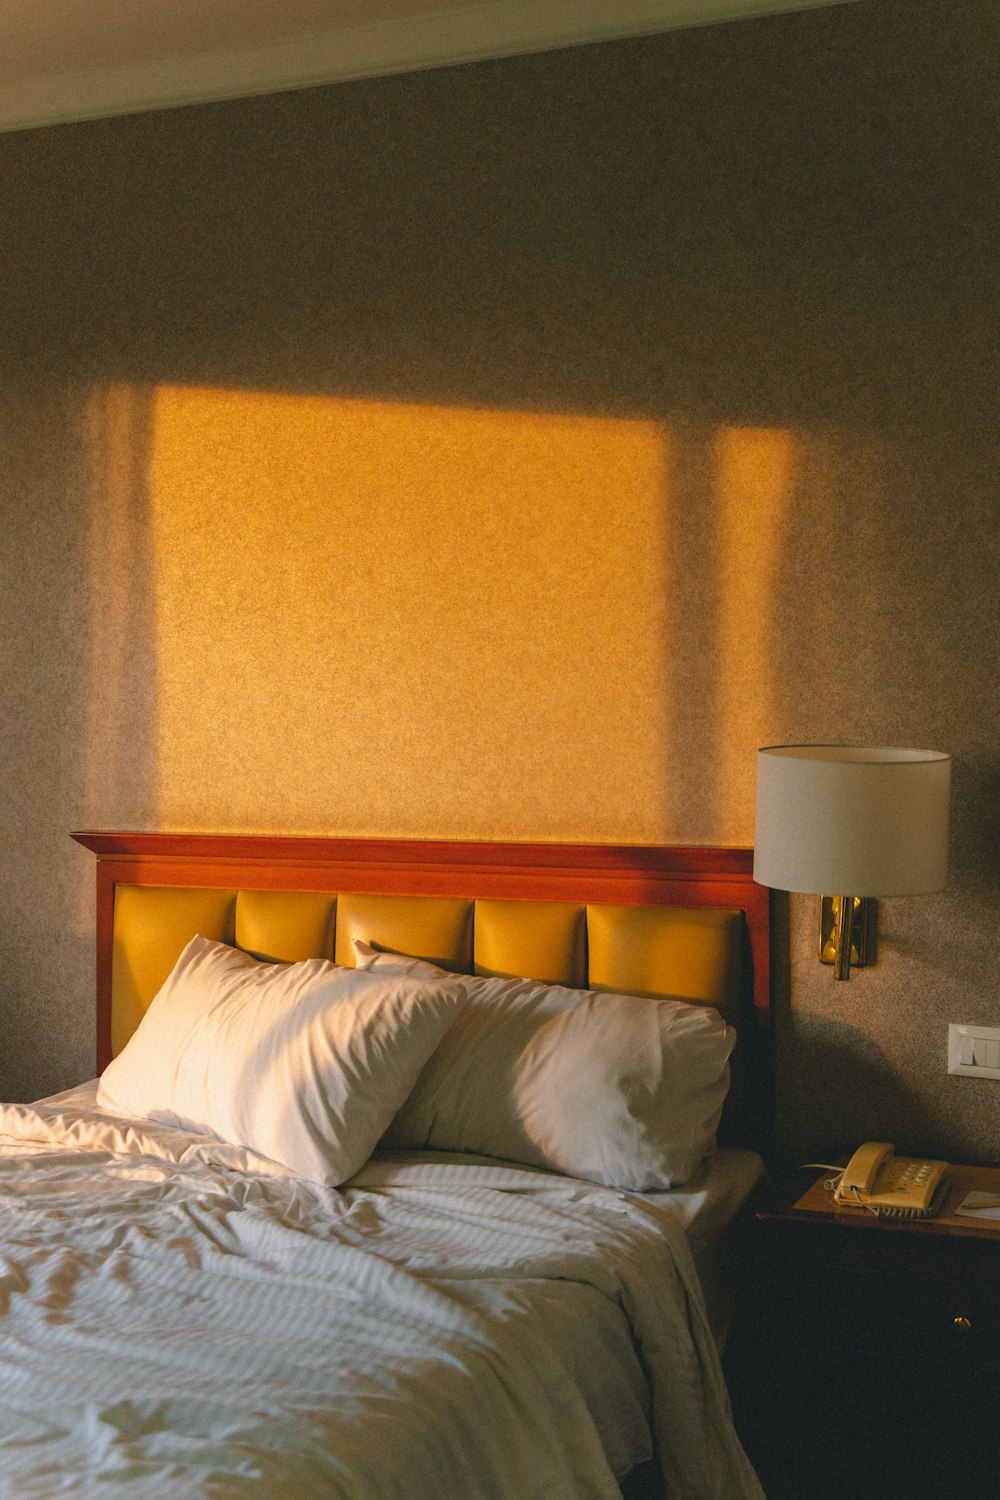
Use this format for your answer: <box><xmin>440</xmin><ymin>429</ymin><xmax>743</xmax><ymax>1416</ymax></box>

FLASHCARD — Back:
<box><xmin>725</xmin><ymin>1163</ymin><xmax>1000</xmax><ymax>1500</ymax></box>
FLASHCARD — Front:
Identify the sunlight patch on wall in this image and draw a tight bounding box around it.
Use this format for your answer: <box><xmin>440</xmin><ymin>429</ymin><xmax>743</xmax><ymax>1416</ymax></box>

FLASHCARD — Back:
<box><xmin>81</xmin><ymin>386</ymin><xmax>808</xmax><ymax>847</ymax></box>
<box><xmin>127</xmin><ymin>385</ymin><xmax>673</xmax><ymax>840</ymax></box>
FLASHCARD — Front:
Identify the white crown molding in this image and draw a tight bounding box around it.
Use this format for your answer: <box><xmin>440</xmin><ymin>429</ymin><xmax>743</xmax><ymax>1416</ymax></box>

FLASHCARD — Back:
<box><xmin>0</xmin><ymin>0</ymin><xmax>855</xmax><ymax>134</ymax></box>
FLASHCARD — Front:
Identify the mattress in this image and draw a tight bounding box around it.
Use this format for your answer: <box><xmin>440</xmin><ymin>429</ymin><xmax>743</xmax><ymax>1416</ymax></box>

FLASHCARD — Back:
<box><xmin>0</xmin><ymin>1084</ymin><xmax>765</xmax><ymax>1499</ymax></box>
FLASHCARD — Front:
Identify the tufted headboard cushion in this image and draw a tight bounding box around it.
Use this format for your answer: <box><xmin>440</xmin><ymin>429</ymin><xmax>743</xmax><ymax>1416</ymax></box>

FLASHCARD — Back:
<box><xmin>110</xmin><ymin>885</ymin><xmax>745</xmax><ymax>1054</ymax></box>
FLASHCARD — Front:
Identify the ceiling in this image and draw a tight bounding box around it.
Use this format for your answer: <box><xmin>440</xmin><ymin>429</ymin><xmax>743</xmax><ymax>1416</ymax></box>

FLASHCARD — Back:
<box><xmin>0</xmin><ymin>0</ymin><xmax>857</xmax><ymax>134</ymax></box>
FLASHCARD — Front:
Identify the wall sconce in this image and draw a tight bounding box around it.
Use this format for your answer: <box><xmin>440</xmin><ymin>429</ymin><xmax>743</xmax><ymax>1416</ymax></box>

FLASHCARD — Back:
<box><xmin>753</xmin><ymin>745</ymin><xmax>951</xmax><ymax>980</ymax></box>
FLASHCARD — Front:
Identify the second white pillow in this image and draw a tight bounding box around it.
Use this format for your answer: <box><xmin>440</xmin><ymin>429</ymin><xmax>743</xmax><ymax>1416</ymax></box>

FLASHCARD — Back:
<box><xmin>354</xmin><ymin>939</ymin><xmax>734</xmax><ymax>1189</ymax></box>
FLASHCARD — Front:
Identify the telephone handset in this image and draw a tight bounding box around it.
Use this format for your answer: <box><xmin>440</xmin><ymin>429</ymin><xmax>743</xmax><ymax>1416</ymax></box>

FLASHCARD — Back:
<box><xmin>833</xmin><ymin>1142</ymin><xmax>949</xmax><ymax>1218</ymax></box>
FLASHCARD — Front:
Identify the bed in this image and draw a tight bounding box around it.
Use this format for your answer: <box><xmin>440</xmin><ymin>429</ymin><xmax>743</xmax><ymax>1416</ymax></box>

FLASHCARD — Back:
<box><xmin>0</xmin><ymin>834</ymin><xmax>771</xmax><ymax>1499</ymax></box>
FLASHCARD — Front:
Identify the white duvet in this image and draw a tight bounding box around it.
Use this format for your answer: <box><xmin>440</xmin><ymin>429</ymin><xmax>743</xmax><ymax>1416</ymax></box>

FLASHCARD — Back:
<box><xmin>0</xmin><ymin>1096</ymin><xmax>764</xmax><ymax>1500</ymax></box>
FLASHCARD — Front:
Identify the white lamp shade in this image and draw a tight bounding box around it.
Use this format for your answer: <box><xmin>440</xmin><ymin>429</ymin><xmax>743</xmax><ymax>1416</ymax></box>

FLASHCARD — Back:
<box><xmin>753</xmin><ymin>745</ymin><xmax>951</xmax><ymax>896</ymax></box>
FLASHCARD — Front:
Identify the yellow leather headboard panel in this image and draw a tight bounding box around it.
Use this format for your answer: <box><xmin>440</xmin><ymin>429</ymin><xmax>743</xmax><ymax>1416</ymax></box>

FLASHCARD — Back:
<box><xmin>334</xmin><ymin>893</ymin><xmax>474</xmax><ymax>971</ymax></box>
<box><xmin>107</xmin><ymin>886</ymin><xmax>746</xmax><ymax>1067</ymax></box>
<box><xmin>586</xmin><ymin>903</ymin><xmax>744</xmax><ymax>1022</ymax></box>
<box><xmin>235</xmin><ymin>889</ymin><xmax>336</xmax><ymax>963</ymax></box>
<box><xmin>472</xmin><ymin>899</ymin><xmax>585</xmax><ymax>986</ymax></box>
<box><xmin>111</xmin><ymin>885</ymin><xmax>236</xmax><ymax>1057</ymax></box>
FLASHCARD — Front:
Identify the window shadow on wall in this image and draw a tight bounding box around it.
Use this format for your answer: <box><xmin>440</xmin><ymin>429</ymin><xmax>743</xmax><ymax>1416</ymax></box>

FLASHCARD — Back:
<box><xmin>0</xmin><ymin>378</ymin><xmax>157</xmax><ymax>1097</ymax></box>
<box><xmin>81</xmin><ymin>383</ymin><xmax>160</xmax><ymax>833</ymax></box>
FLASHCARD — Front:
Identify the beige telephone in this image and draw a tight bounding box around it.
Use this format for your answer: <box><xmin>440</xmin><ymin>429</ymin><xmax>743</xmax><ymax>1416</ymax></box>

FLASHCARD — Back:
<box><xmin>834</xmin><ymin>1142</ymin><xmax>949</xmax><ymax>1218</ymax></box>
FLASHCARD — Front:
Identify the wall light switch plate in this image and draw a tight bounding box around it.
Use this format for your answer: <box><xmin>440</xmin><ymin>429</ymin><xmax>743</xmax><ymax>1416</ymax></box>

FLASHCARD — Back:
<box><xmin>948</xmin><ymin>1024</ymin><xmax>1000</xmax><ymax>1079</ymax></box>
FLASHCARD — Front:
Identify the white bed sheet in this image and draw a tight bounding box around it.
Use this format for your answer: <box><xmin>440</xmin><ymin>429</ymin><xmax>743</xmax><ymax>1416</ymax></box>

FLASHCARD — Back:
<box><xmin>42</xmin><ymin>1081</ymin><xmax>764</xmax><ymax>1373</ymax></box>
<box><xmin>0</xmin><ymin>1085</ymin><xmax>764</xmax><ymax>1499</ymax></box>
<box><xmin>356</xmin><ymin>1144</ymin><xmax>765</xmax><ymax>1481</ymax></box>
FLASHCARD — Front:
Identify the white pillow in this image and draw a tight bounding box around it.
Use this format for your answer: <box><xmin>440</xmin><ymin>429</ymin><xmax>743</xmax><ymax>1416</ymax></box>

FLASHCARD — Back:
<box><xmin>97</xmin><ymin>935</ymin><xmax>467</xmax><ymax>1185</ymax></box>
<box><xmin>354</xmin><ymin>939</ymin><xmax>734</xmax><ymax>1190</ymax></box>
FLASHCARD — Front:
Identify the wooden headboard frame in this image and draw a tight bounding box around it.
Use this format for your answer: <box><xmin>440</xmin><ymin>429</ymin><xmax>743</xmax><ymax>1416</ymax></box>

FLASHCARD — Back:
<box><xmin>72</xmin><ymin>833</ymin><xmax>772</xmax><ymax>1138</ymax></box>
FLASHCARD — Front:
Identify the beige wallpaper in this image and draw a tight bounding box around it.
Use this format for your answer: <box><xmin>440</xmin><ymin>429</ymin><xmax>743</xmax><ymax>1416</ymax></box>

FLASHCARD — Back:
<box><xmin>1</xmin><ymin>0</ymin><xmax>997</xmax><ymax>1166</ymax></box>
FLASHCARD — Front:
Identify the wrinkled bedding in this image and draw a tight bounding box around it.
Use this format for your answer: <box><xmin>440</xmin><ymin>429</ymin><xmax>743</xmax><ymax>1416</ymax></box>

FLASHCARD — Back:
<box><xmin>0</xmin><ymin>1096</ymin><xmax>764</xmax><ymax>1499</ymax></box>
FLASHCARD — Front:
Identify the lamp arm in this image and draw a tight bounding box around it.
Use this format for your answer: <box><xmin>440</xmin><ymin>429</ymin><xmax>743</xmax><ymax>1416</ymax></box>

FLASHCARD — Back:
<box><xmin>833</xmin><ymin>895</ymin><xmax>855</xmax><ymax>981</ymax></box>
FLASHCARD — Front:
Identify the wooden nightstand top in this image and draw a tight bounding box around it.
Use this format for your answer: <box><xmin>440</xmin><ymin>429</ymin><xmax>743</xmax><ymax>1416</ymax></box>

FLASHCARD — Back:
<box><xmin>759</xmin><ymin>1161</ymin><xmax>1000</xmax><ymax>1244</ymax></box>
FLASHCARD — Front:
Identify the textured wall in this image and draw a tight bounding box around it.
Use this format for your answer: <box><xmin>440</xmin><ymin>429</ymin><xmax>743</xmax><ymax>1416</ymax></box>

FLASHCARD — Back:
<box><xmin>1</xmin><ymin>0</ymin><xmax>997</xmax><ymax>1164</ymax></box>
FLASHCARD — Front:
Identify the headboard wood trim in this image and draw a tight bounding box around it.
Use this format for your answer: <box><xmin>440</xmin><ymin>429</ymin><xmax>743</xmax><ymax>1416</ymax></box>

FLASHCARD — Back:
<box><xmin>72</xmin><ymin>833</ymin><xmax>771</xmax><ymax>1110</ymax></box>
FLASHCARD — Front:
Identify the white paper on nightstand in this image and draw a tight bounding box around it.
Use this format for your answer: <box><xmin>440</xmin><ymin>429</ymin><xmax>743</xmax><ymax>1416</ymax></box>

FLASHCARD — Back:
<box><xmin>955</xmin><ymin>1191</ymin><xmax>1000</xmax><ymax>1220</ymax></box>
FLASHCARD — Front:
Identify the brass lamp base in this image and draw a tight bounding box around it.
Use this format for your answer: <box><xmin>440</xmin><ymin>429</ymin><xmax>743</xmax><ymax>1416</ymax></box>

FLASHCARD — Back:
<box><xmin>820</xmin><ymin>896</ymin><xmax>876</xmax><ymax>978</ymax></box>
